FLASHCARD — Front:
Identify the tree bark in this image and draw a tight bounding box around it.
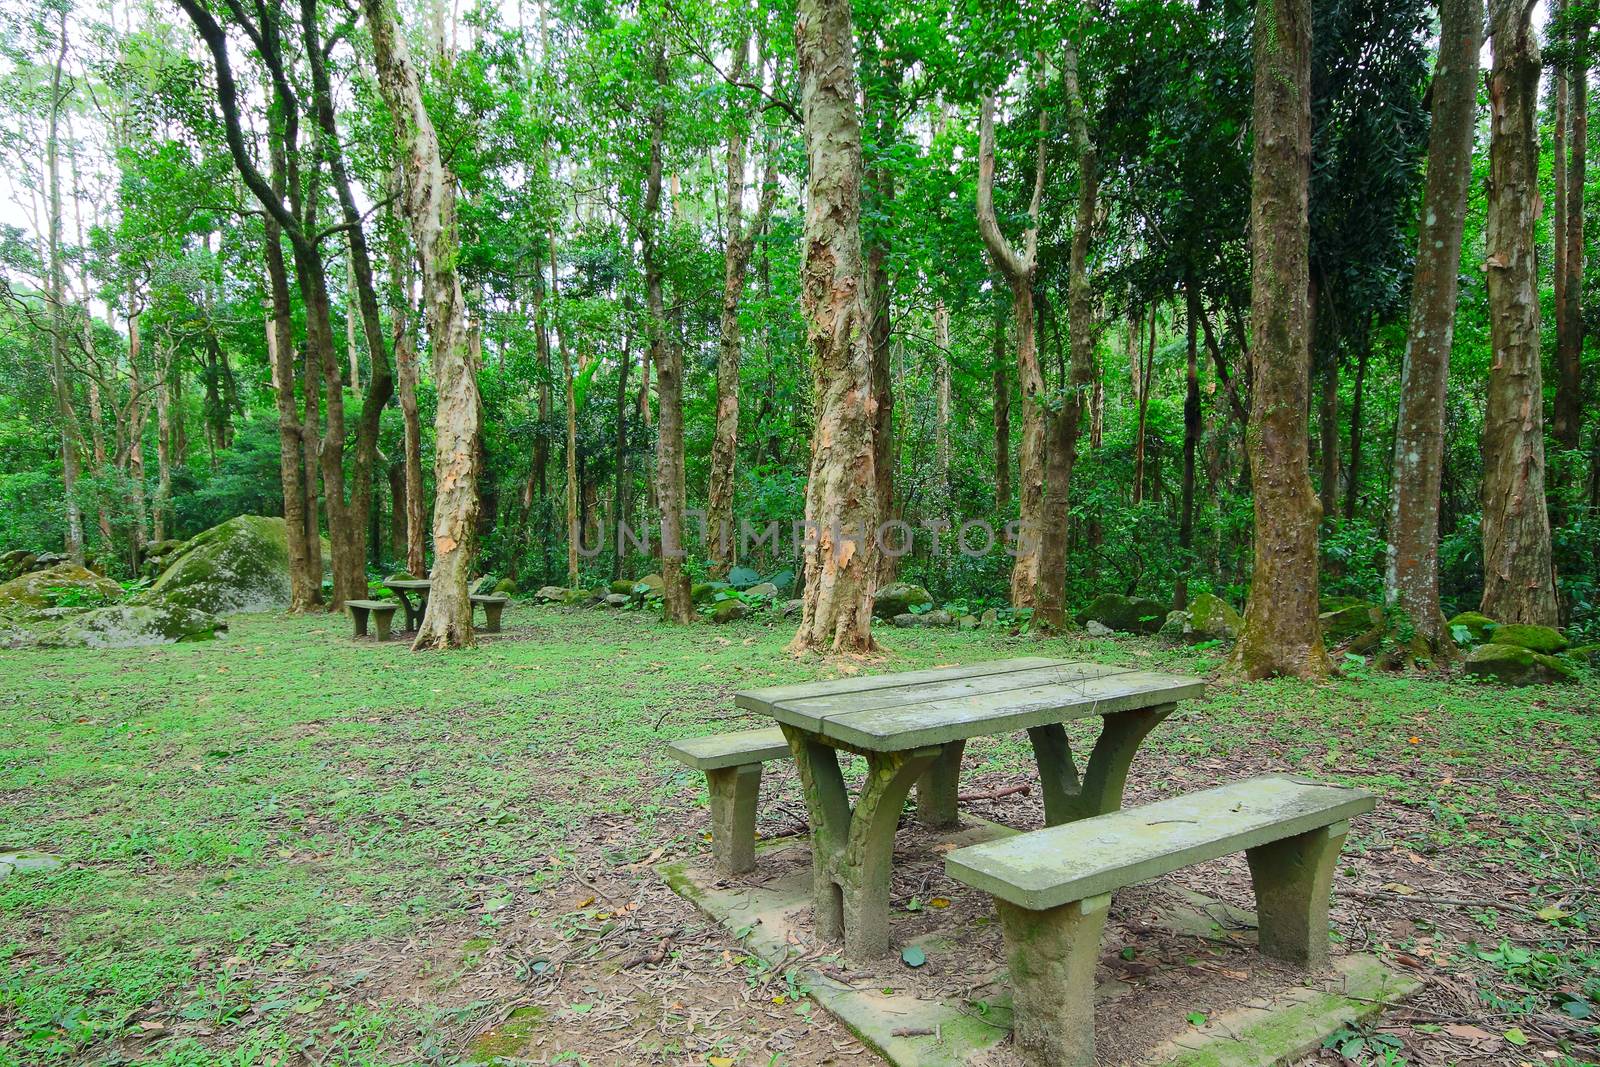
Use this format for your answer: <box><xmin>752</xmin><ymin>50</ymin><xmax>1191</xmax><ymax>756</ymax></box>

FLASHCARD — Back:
<box><xmin>388</xmin><ymin>219</ymin><xmax>427</xmax><ymax>578</ymax></box>
<box><xmin>992</xmin><ymin>293</ymin><xmax>1011</xmax><ymax>509</ymax></box>
<box><xmin>788</xmin><ymin>0</ymin><xmax>879</xmax><ymax>653</ymax></box>
<box><xmin>44</xmin><ymin>13</ymin><xmax>83</xmax><ymax>566</ymax></box>
<box><xmin>976</xmin><ymin>80</ymin><xmax>1047</xmax><ymax>607</ymax></box>
<box><xmin>934</xmin><ymin>299</ymin><xmax>951</xmax><ymax>494</ymax></box>
<box><xmin>641</xmin><ymin>44</ymin><xmax>694</xmax><ymax>623</ymax></box>
<box><xmin>1480</xmin><ymin>1</ymin><xmax>1559</xmax><ymax>626</ymax></box>
<box><xmin>265</xmin><ymin>214</ymin><xmax>318</xmax><ymax>610</ymax></box>
<box><xmin>707</xmin><ymin>41</ymin><xmax>779</xmax><ymax>579</ymax></box>
<box><xmin>867</xmin><ymin>85</ymin><xmax>898</xmax><ymax>589</ymax></box>
<box><xmin>362</xmin><ymin>0</ymin><xmax>483</xmax><ymax>648</ymax></box>
<box><xmin>1554</xmin><ymin>10</ymin><xmax>1588</xmax><ymax>455</ymax></box>
<box><xmin>1343</xmin><ymin>323</ymin><xmax>1369</xmax><ymax>523</ymax></box>
<box><xmin>1228</xmin><ymin>0</ymin><xmax>1329</xmax><ymax>679</ymax></box>
<box><xmin>1178</xmin><ymin>275</ymin><xmax>1203</xmax><ymax>611</ymax></box>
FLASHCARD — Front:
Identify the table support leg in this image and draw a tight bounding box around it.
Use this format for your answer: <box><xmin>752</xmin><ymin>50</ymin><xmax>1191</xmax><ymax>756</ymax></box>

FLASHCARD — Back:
<box><xmin>780</xmin><ymin>725</ymin><xmax>939</xmax><ymax>959</ymax></box>
<box><xmin>1027</xmin><ymin>724</ymin><xmax>1081</xmax><ymax>826</ymax></box>
<box><xmin>1074</xmin><ymin>703</ymin><xmax>1173</xmax><ymax>820</ymax></box>
<box><xmin>914</xmin><ymin>740</ymin><xmax>966</xmax><ymax>829</ymax></box>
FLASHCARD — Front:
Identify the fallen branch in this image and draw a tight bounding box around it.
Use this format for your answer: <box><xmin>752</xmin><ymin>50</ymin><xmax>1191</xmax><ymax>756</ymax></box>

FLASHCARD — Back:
<box><xmin>957</xmin><ymin>783</ymin><xmax>1031</xmax><ymax>802</ymax></box>
<box><xmin>623</xmin><ymin>930</ymin><xmax>679</xmax><ymax>969</ymax></box>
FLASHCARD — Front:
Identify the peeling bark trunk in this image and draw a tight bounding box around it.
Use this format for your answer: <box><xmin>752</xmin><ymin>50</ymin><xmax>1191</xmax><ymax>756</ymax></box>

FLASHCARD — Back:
<box><xmin>976</xmin><ymin>82</ymin><xmax>1047</xmax><ymax>607</ymax></box>
<box><xmin>1481</xmin><ymin>2</ymin><xmax>1558</xmax><ymax>626</ymax></box>
<box><xmin>867</xmin><ymin>96</ymin><xmax>898</xmax><ymax>589</ymax></box>
<box><xmin>789</xmin><ymin>0</ymin><xmax>879</xmax><ymax>653</ymax></box>
<box><xmin>1229</xmin><ymin>0</ymin><xmax>1329</xmax><ymax>679</ymax></box>
<box><xmin>362</xmin><ymin>0</ymin><xmax>482</xmax><ymax>648</ymax></box>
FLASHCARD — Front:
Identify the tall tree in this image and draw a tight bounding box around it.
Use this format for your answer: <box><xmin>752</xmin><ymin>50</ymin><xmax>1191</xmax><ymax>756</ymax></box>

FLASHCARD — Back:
<box><xmin>976</xmin><ymin>75</ymin><xmax>1048</xmax><ymax>608</ymax></box>
<box><xmin>1480</xmin><ymin>0</ymin><xmax>1558</xmax><ymax>625</ymax></box>
<box><xmin>362</xmin><ymin>0</ymin><xmax>483</xmax><ymax>648</ymax></box>
<box><xmin>1553</xmin><ymin>3</ymin><xmax>1589</xmax><ymax>457</ymax></box>
<box><xmin>1384</xmin><ymin>0</ymin><xmax>1482</xmax><ymax>655</ymax></box>
<box><xmin>1229</xmin><ymin>0</ymin><xmax>1329</xmax><ymax>679</ymax></box>
<box><xmin>788</xmin><ymin>0</ymin><xmax>879</xmax><ymax>653</ymax></box>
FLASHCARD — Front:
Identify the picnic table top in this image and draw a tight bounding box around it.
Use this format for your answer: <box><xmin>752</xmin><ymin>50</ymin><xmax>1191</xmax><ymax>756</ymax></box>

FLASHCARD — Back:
<box><xmin>384</xmin><ymin>579</ymin><xmax>433</xmax><ymax>590</ymax></box>
<box><xmin>734</xmin><ymin>657</ymin><xmax>1204</xmax><ymax>751</ymax></box>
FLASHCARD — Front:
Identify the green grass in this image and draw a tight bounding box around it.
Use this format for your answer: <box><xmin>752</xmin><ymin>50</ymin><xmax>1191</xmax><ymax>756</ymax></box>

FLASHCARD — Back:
<box><xmin>0</xmin><ymin>608</ymin><xmax>1595</xmax><ymax>1065</ymax></box>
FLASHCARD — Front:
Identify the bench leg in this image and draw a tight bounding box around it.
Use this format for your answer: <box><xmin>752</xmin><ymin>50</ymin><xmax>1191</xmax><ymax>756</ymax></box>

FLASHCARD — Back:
<box><xmin>914</xmin><ymin>740</ymin><xmax>965</xmax><ymax>829</ymax></box>
<box><xmin>349</xmin><ymin>606</ymin><xmax>369</xmax><ymax>638</ymax></box>
<box><xmin>781</xmin><ymin>725</ymin><xmax>938</xmax><ymax>959</ymax></box>
<box><xmin>995</xmin><ymin>893</ymin><xmax>1111</xmax><ymax>1067</ymax></box>
<box><xmin>1245</xmin><ymin>820</ymin><xmax>1348</xmax><ymax>970</ymax></box>
<box><xmin>483</xmin><ymin>603</ymin><xmax>504</xmax><ymax>632</ymax></box>
<box><xmin>373</xmin><ymin>611</ymin><xmax>393</xmax><ymax>642</ymax></box>
<box><xmin>705</xmin><ymin>763</ymin><xmax>762</xmax><ymax>875</ymax></box>
<box><xmin>1074</xmin><ymin>703</ymin><xmax>1174</xmax><ymax>819</ymax></box>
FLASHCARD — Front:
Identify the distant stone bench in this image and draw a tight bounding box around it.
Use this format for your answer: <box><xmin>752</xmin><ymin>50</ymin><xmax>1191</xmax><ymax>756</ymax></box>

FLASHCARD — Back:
<box><xmin>346</xmin><ymin>600</ymin><xmax>399</xmax><ymax>642</ymax></box>
<box><xmin>667</xmin><ymin>727</ymin><xmax>793</xmax><ymax>875</ymax></box>
<box><xmin>470</xmin><ymin>593</ymin><xmax>511</xmax><ymax>632</ymax></box>
<box><xmin>945</xmin><ymin>775</ymin><xmax>1374</xmax><ymax>1067</ymax></box>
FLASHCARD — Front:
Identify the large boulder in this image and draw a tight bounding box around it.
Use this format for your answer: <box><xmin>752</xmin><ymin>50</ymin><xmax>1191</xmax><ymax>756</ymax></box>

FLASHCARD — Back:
<box><xmin>1319</xmin><ymin>601</ymin><xmax>1380</xmax><ymax>640</ymax></box>
<box><xmin>710</xmin><ymin>599</ymin><xmax>748</xmax><ymax>624</ymax></box>
<box><xmin>632</xmin><ymin>574</ymin><xmax>665</xmax><ymax>600</ymax></box>
<box><xmin>744</xmin><ymin>582</ymin><xmax>780</xmax><ymax>599</ymax></box>
<box><xmin>1490</xmin><ymin>623</ymin><xmax>1568</xmax><ymax>655</ymax></box>
<box><xmin>1465</xmin><ymin>642</ymin><xmax>1576</xmax><ymax>686</ymax></box>
<box><xmin>0</xmin><ymin>563</ymin><xmax>122</xmax><ymax>617</ymax></box>
<box><xmin>1160</xmin><ymin>593</ymin><xmax>1242</xmax><ymax>643</ymax></box>
<box><xmin>138</xmin><ymin>516</ymin><xmax>292</xmax><ymax>616</ymax></box>
<box><xmin>874</xmin><ymin>582</ymin><xmax>933</xmax><ymax>619</ymax></box>
<box><xmin>45</xmin><ymin>603</ymin><xmax>223</xmax><ymax>649</ymax></box>
<box><xmin>1076</xmin><ymin>593</ymin><xmax>1168</xmax><ymax>634</ymax></box>
<box><xmin>535</xmin><ymin>585</ymin><xmax>569</xmax><ymax>603</ymax></box>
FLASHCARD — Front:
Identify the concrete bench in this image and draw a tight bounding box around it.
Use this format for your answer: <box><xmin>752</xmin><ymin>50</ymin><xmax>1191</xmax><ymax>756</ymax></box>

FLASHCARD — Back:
<box><xmin>667</xmin><ymin>727</ymin><xmax>793</xmax><ymax>875</ymax></box>
<box><xmin>470</xmin><ymin>593</ymin><xmax>511</xmax><ymax>632</ymax></box>
<box><xmin>346</xmin><ymin>599</ymin><xmax>399</xmax><ymax>641</ymax></box>
<box><xmin>945</xmin><ymin>775</ymin><xmax>1373</xmax><ymax>1067</ymax></box>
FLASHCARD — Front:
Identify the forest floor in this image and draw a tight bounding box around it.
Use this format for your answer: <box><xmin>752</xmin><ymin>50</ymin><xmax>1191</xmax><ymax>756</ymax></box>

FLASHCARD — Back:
<box><xmin>0</xmin><ymin>607</ymin><xmax>1595</xmax><ymax>1067</ymax></box>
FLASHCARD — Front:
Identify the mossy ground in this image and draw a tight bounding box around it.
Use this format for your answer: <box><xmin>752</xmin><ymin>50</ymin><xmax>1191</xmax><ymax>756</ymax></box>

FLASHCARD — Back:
<box><xmin>0</xmin><ymin>608</ymin><xmax>1596</xmax><ymax>1065</ymax></box>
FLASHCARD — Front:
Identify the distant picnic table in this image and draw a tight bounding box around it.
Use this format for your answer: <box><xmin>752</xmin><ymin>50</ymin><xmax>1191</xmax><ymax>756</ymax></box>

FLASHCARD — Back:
<box><xmin>733</xmin><ymin>657</ymin><xmax>1205</xmax><ymax>959</ymax></box>
<box><xmin>383</xmin><ymin>578</ymin><xmax>431</xmax><ymax>631</ymax></box>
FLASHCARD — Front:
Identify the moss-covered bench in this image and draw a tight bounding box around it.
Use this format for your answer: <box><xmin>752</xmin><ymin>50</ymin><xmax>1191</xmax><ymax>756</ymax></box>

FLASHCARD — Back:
<box><xmin>945</xmin><ymin>775</ymin><xmax>1374</xmax><ymax>1067</ymax></box>
<box><xmin>470</xmin><ymin>593</ymin><xmax>511</xmax><ymax>632</ymax></box>
<box><xmin>667</xmin><ymin>728</ymin><xmax>793</xmax><ymax>875</ymax></box>
<box><xmin>346</xmin><ymin>600</ymin><xmax>399</xmax><ymax>642</ymax></box>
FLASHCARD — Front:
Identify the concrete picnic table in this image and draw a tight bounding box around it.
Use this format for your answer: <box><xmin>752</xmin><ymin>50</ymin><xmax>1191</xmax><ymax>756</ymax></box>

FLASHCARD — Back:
<box><xmin>734</xmin><ymin>656</ymin><xmax>1205</xmax><ymax>959</ymax></box>
<box><xmin>383</xmin><ymin>578</ymin><xmax>432</xmax><ymax>630</ymax></box>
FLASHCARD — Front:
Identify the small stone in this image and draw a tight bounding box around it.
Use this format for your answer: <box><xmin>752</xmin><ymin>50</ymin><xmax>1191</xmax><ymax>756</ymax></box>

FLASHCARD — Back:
<box><xmin>958</xmin><ymin>614</ymin><xmax>979</xmax><ymax>631</ymax></box>
<box><xmin>980</xmin><ymin>608</ymin><xmax>998</xmax><ymax>626</ymax></box>
<box><xmin>534</xmin><ymin>585</ymin><xmax>568</xmax><ymax>603</ymax></box>
<box><xmin>1075</xmin><ymin>592</ymin><xmax>1168</xmax><ymax>634</ymax></box>
<box><xmin>604</xmin><ymin>593</ymin><xmax>630</xmax><ymax>608</ymax></box>
<box><xmin>1085</xmin><ymin>620</ymin><xmax>1114</xmax><ymax>638</ymax></box>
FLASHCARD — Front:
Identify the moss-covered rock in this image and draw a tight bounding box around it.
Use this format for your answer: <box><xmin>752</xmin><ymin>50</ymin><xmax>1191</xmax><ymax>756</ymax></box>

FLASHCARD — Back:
<box><xmin>632</xmin><ymin>574</ymin><xmax>665</xmax><ymax>600</ymax></box>
<box><xmin>1319</xmin><ymin>602</ymin><xmax>1380</xmax><ymax>640</ymax></box>
<box><xmin>779</xmin><ymin>598</ymin><xmax>804</xmax><ymax>618</ymax></box>
<box><xmin>44</xmin><ymin>603</ymin><xmax>223</xmax><ymax>649</ymax></box>
<box><xmin>1445</xmin><ymin>611</ymin><xmax>1497</xmax><ymax>645</ymax></box>
<box><xmin>534</xmin><ymin>585</ymin><xmax>568</xmax><ymax>603</ymax></box>
<box><xmin>894</xmin><ymin>609</ymin><xmax>953</xmax><ymax>628</ymax></box>
<box><xmin>493</xmin><ymin>578</ymin><xmax>517</xmax><ymax>596</ymax></box>
<box><xmin>1565</xmin><ymin>643</ymin><xmax>1600</xmax><ymax>667</ymax></box>
<box><xmin>609</xmin><ymin>578</ymin><xmax>635</xmax><ymax>596</ymax></box>
<box><xmin>744</xmin><ymin>582</ymin><xmax>779</xmax><ymax>599</ymax></box>
<box><xmin>710</xmin><ymin>599</ymin><xmax>748</xmax><ymax>623</ymax></box>
<box><xmin>1464</xmin><ymin>642</ymin><xmax>1576</xmax><ymax>685</ymax></box>
<box><xmin>691</xmin><ymin>581</ymin><xmax>730</xmax><ymax>604</ymax></box>
<box><xmin>874</xmin><ymin>582</ymin><xmax>933</xmax><ymax>619</ymax></box>
<box><xmin>1076</xmin><ymin>593</ymin><xmax>1168</xmax><ymax>634</ymax></box>
<box><xmin>0</xmin><ymin>563</ymin><xmax>122</xmax><ymax>616</ymax></box>
<box><xmin>138</xmin><ymin>515</ymin><xmax>292</xmax><ymax>616</ymax></box>
<box><xmin>1489</xmin><ymin>623</ymin><xmax>1568</xmax><ymax>655</ymax></box>
<box><xmin>1161</xmin><ymin>593</ymin><xmax>1242</xmax><ymax>643</ymax></box>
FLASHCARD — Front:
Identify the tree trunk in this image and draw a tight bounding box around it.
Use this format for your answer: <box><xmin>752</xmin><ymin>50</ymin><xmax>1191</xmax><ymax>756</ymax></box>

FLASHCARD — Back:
<box><xmin>1481</xmin><ymin>1</ymin><xmax>1559</xmax><ymax>626</ymax></box>
<box><xmin>641</xmin><ymin>45</ymin><xmax>694</xmax><ymax>623</ymax></box>
<box><xmin>992</xmin><ymin>293</ymin><xmax>1011</xmax><ymax>509</ymax></box>
<box><xmin>1317</xmin><ymin>349</ymin><xmax>1338</xmax><ymax>521</ymax></box>
<box><xmin>1178</xmin><ymin>275</ymin><xmax>1203</xmax><ymax>611</ymax></box>
<box><xmin>1554</xmin><ymin>12</ymin><xmax>1588</xmax><ymax>455</ymax></box>
<box><xmin>154</xmin><ymin>339</ymin><xmax>172</xmax><ymax>543</ymax></box>
<box><xmin>44</xmin><ymin>14</ymin><xmax>83</xmax><ymax>566</ymax></box>
<box><xmin>707</xmin><ymin>42</ymin><xmax>778</xmax><ymax>580</ymax></box>
<box><xmin>1343</xmin><ymin>323</ymin><xmax>1369</xmax><ymax>523</ymax></box>
<box><xmin>362</xmin><ymin>0</ymin><xmax>483</xmax><ymax>648</ymax></box>
<box><xmin>1035</xmin><ymin>40</ymin><xmax>1098</xmax><ymax>632</ymax></box>
<box><xmin>1229</xmin><ymin>0</ymin><xmax>1329</xmax><ymax>679</ymax></box>
<box><xmin>976</xmin><ymin>81</ymin><xmax>1047</xmax><ymax>607</ymax></box>
<box><xmin>788</xmin><ymin>0</ymin><xmax>879</xmax><ymax>653</ymax></box>
<box><xmin>265</xmin><ymin>215</ymin><xmax>319</xmax><ymax>611</ymax></box>
<box><xmin>934</xmin><ymin>299</ymin><xmax>951</xmax><ymax>494</ymax></box>
<box><xmin>388</xmin><ymin>221</ymin><xmax>427</xmax><ymax>578</ymax></box>
<box><xmin>868</xmin><ymin>104</ymin><xmax>898</xmax><ymax>589</ymax></box>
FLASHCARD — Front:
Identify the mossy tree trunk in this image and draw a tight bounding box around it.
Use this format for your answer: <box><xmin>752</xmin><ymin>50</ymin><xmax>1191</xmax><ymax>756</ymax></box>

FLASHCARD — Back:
<box><xmin>1481</xmin><ymin>0</ymin><xmax>1559</xmax><ymax>626</ymax></box>
<box><xmin>361</xmin><ymin>0</ymin><xmax>482</xmax><ymax>649</ymax></box>
<box><xmin>1384</xmin><ymin>0</ymin><xmax>1481</xmax><ymax>657</ymax></box>
<box><xmin>788</xmin><ymin>0</ymin><xmax>879</xmax><ymax>654</ymax></box>
<box><xmin>1228</xmin><ymin>0</ymin><xmax>1330</xmax><ymax>680</ymax></box>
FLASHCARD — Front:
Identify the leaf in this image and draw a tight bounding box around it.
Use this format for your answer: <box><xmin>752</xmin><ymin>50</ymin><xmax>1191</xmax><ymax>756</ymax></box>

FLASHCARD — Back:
<box><xmin>1379</xmin><ymin>882</ymin><xmax>1416</xmax><ymax>895</ymax></box>
<box><xmin>1560</xmin><ymin>998</ymin><xmax>1592</xmax><ymax>1019</ymax></box>
<box><xmin>1534</xmin><ymin>904</ymin><xmax>1569</xmax><ymax>922</ymax></box>
<box><xmin>928</xmin><ymin>897</ymin><xmax>950</xmax><ymax>909</ymax></box>
<box><xmin>1186</xmin><ymin>1011</ymin><xmax>1207</xmax><ymax>1027</ymax></box>
<box><xmin>708</xmin><ymin>1057</ymin><xmax>734</xmax><ymax>1066</ymax></box>
<box><xmin>1502</xmin><ymin>1027</ymin><xmax>1528</xmax><ymax>1045</ymax></box>
<box><xmin>901</xmin><ymin>946</ymin><xmax>926</xmax><ymax>968</ymax></box>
